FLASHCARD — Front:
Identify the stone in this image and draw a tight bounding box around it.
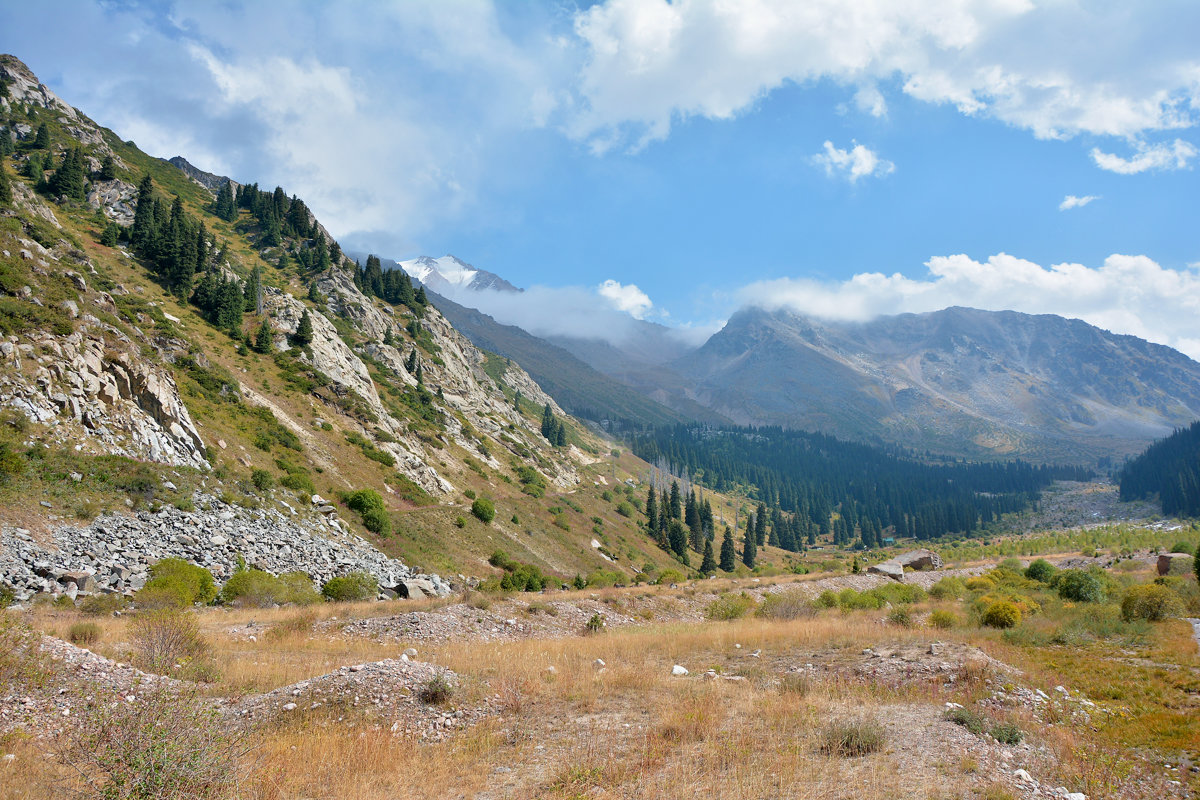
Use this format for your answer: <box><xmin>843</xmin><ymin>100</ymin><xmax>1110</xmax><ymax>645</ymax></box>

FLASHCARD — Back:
<box><xmin>592</xmin><ymin>658</ymin><xmax>606</xmax><ymax>670</ymax></box>
<box><xmin>403</xmin><ymin>648</ymin><xmax>418</xmax><ymax>658</ymax></box>
<box><xmin>867</xmin><ymin>561</ymin><xmax>905</xmax><ymax>581</ymax></box>
<box><xmin>671</xmin><ymin>664</ymin><xmax>689</xmax><ymax>676</ymax></box>
<box><xmin>1157</xmin><ymin>553</ymin><xmax>1193</xmax><ymax>576</ymax></box>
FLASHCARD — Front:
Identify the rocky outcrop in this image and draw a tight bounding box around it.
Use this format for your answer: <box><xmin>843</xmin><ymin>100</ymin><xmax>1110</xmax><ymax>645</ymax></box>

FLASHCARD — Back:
<box><xmin>86</xmin><ymin>178</ymin><xmax>138</xmax><ymax>225</ymax></box>
<box><xmin>1157</xmin><ymin>552</ymin><xmax>1193</xmax><ymax>576</ymax></box>
<box><xmin>0</xmin><ymin>55</ymin><xmax>112</xmax><ymax>151</ymax></box>
<box><xmin>0</xmin><ymin>492</ymin><xmax>452</xmax><ymax>602</ymax></box>
<box><xmin>868</xmin><ymin>549</ymin><xmax>943</xmax><ymax>582</ymax></box>
<box><xmin>0</xmin><ymin>330</ymin><xmax>208</xmax><ymax>469</ymax></box>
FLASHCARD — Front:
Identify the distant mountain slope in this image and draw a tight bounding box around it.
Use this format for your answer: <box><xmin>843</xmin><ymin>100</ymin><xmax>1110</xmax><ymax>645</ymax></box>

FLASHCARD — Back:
<box><xmin>666</xmin><ymin>306</ymin><xmax>1200</xmax><ymax>463</ymax></box>
<box><xmin>428</xmin><ymin>289</ymin><xmax>702</xmax><ymax>430</ymax></box>
<box><xmin>1119</xmin><ymin>420</ymin><xmax>1200</xmax><ymax>517</ymax></box>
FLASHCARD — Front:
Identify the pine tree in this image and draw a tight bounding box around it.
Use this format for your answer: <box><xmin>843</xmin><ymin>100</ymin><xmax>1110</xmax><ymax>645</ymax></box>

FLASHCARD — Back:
<box><xmin>254</xmin><ymin>319</ymin><xmax>273</xmax><ymax>353</ymax></box>
<box><xmin>669</xmin><ymin>481</ymin><xmax>682</xmax><ymax>520</ymax></box>
<box><xmin>293</xmin><ymin>309</ymin><xmax>314</xmax><ymax>346</ymax></box>
<box><xmin>645</xmin><ymin>487</ymin><xmax>658</xmax><ymax>532</ymax></box>
<box><xmin>667</xmin><ymin>520</ymin><xmax>689</xmax><ymax>565</ymax></box>
<box><xmin>214</xmin><ymin>180</ymin><xmax>236</xmax><ymax>221</ymax></box>
<box><xmin>243</xmin><ymin>266</ymin><xmax>262</xmax><ymax>314</ymax></box>
<box><xmin>513</xmin><ymin>389</ymin><xmax>522</xmax><ymax>410</ymax></box>
<box><xmin>719</xmin><ymin>526</ymin><xmax>737</xmax><ymax>572</ymax></box>
<box><xmin>0</xmin><ymin>164</ymin><xmax>10</xmax><ymax>206</ymax></box>
<box><xmin>404</xmin><ymin>348</ymin><xmax>417</xmax><ymax>373</ymax></box>
<box><xmin>49</xmin><ymin>147</ymin><xmax>86</xmax><ymax>201</ymax></box>
<box><xmin>382</xmin><ymin>328</ymin><xmax>394</xmax><ymax>347</ymax></box>
<box><xmin>700</xmin><ymin>537</ymin><xmax>716</xmax><ymax>574</ymax></box>
<box><xmin>99</xmin><ymin>222</ymin><xmax>119</xmax><ymax>247</ymax></box>
<box><xmin>742</xmin><ymin>521</ymin><xmax>757</xmax><ymax>569</ymax></box>
<box><xmin>33</xmin><ymin>123</ymin><xmax>50</xmax><ymax>149</ymax></box>
<box><xmin>0</xmin><ymin>128</ymin><xmax>14</xmax><ymax>157</ymax></box>
<box><xmin>541</xmin><ymin>403</ymin><xmax>555</xmax><ymax>441</ymax></box>
<box><xmin>97</xmin><ymin>154</ymin><xmax>116</xmax><ymax>181</ymax></box>
<box><xmin>755</xmin><ymin>503</ymin><xmax>767</xmax><ymax>547</ymax></box>
<box><xmin>130</xmin><ymin>175</ymin><xmax>156</xmax><ymax>252</ymax></box>
<box><xmin>415</xmin><ymin>362</ymin><xmax>424</xmax><ymax>385</ymax></box>
<box><xmin>415</xmin><ymin>286</ymin><xmax>428</xmax><ymax>305</ymax></box>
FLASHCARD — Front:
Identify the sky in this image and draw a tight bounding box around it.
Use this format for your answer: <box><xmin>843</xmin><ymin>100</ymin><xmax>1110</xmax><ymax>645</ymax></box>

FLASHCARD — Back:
<box><xmin>3</xmin><ymin>1</ymin><xmax>1199</xmax><ymax>355</ymax></box>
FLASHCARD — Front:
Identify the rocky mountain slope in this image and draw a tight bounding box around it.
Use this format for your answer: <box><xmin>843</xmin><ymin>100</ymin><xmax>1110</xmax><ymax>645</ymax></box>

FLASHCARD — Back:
<box><xmin>666</xmin><ymin>305</ymin><xmax>1200</xmax><ymax>463</ymax></box>
<box><xmin>0</xmin><ymin>53</ymin><xmax>694</xmax><ymax>599</ymax></box>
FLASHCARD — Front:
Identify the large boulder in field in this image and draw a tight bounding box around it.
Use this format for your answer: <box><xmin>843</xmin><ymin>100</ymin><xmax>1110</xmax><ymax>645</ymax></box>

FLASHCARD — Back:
<box><xmin>868</xmin><ymin>549</ymin><xmax>942</xmax><ymax>582</ymax></box>
<box><xmin>1157</xmin><ymin>552</ymin><xmax>1194</xmax><ymax>576</ymax></box>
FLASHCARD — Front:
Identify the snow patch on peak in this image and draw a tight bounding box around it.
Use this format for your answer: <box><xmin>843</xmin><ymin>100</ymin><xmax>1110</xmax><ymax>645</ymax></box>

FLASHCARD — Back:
<box><xmin>399</xmin><ymin>255</ymin><xmax>478</xmax><ymax>290</ymax></box>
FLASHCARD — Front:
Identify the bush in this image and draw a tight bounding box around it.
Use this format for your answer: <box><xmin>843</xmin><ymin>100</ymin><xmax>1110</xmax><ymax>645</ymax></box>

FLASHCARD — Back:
<box><xmin>454</xmin><ymin>516</ymin><xmax>466</xmax><ymax>528</ymax></box>
<box><xmin>615</xmin><ymin>501</ymin><xmax>633</xmax><ymax>517</ymax></box>
<box><xmin>54</xmin><ymin>685</ymin><xmax>248</xmax><ymax>800</ymax></box>
<box><xmin>218</xmin><ymin>569</ymin><xmax>293</xmax><ymax>607</ymax></box>
<box><xmin>419</xmin><ymin>674</ymin><xmax>454</xmax><ymax>704</ymax></box>
<box><xmin>471</xmin><ymin>497</ymin><xmax>496</xmax><ymax>523</ymax></box>
<box><xmin>79</xmin><ymin>593</ymin><xmax>127</xmax><ymax>616</ymax></box>
<box><xmin>322</xmin><ymin>571</ymin><xmax>379</xmax><ymax>602</ymax></box>
<box><xmin>990</xmin><ymin>722</ymin><xmax>1023</xmax><ymax>745</ymax></box>
<box><xmin>1121</xmin><ymin>584</ymin><xmax>1184</xmax><ymax>622</ymax></box>
<box><xmin>657</xmin><ymin>568</ymin><xmax>686</xmax><ymax>585</ymax></box>
<box><xmin>361</xmin><ymin>507</ymin><xmax>391</xmax><ymax>535</ymax></box>
<box><xmin>250</xmin><ymin>468</ymin><xmax>273</xmax><ymax>491</ymax></box>
<box><xmin>965</xmin><ymin>576</ymin><xmax>995</xmax><ymax>592</ymax></box>
<box><xmin>982</xmin><ymin>600</ymin><xmax>1021</xmax><ymax>629</ymax></box>
<box><xmin>814</xmin><ymin>590</ymin><xmax>839</xmax><ymax>609</ymax></box>
<box><xmin>131</xmin><ymin>610</ymin><xmax>208</xmax><ymax>673</ymax></box>
<box><xmin>346</xmin><ymin>489</ymin><xmax>385</xmax><ymax>514</ymax></box>
<box><xmin>68</xmin><ymin>622</ymin><xmax>101</xmax><ymax>646</ymax></box>
<box><xmin>584</xmin><ymin>613</ymin><xmax>605</xmax><ymax>634</ymax></box>
<box><xmin>1024</xmin><ymin>559</ymin><xmax>1056</xmax><ymax>583</ymax></box>
<box><xmin>488</xmin><ymin>550</ymin><xmax>516</xmax><ymax>570</ymax></box>
<box><xmin>1054</xmin><ymin>569</ymin><xmax>1105</xmax><ymax>603</ymax></box>
<box><xmin>501</xmin><ymin>563</ymin><xmax>545</xmax><ymax>592</ymax></box>
<box><xmin>929</xmin><ymin>609</ymin><xmax>958</xmax><ymax>629</ymax></box>
<box><xmin>818</xmin><ymin>717</ymin><xmax>886</xmax><ymax>757</ymax></box>
<box><xmin>707</xmin><ymin>592</ymin><xmax>757</xmax><ymax>620</ymax></box>
<box><xmin>139</xmin><ymin>559</ymin><xmax>217</xmax><ymax>608</ymax></box>
<box><xmin>756</xmin><ymin>589</ymin><xmax>816</xmax><ymax>620</ymax></box>
<box><xmin>780</xmin><ymin>672</ymin><xmax>812</xmax><ymax>695</ymax></box>
<box><xmin>929</xmin><ymin>576</ymin><xmax>966</xmax><ymax>600</ymax></box>
<box><xmin>279</xmin><ymin>471</ymin><xmax>315</xmax><ymax>494</ymax></box>
<box><xmin>887</xmin><ymin>608</ymin><xmax>913</xmax><ymax>627</ymax></box>
<box><xmin>944</xmin><ymin>706</ymin><xmax>987</xmax><ymax>735</ymax></box>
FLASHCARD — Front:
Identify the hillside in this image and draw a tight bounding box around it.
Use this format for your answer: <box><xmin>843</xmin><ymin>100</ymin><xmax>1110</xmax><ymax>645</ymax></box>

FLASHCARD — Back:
<box><xmin>1119</xmin><ymin>420</ymin><xmax>1200</xmax><ymax>517</ymax></box>
<box><xmin>0</xmin><ymin>53</ymin><xmax>702</xmax><ymax>593</ymax></box>
<box><xmin>663</xmin><ymin>305</ymin><xmax>1200</xmax><ymax>465</ymax></box>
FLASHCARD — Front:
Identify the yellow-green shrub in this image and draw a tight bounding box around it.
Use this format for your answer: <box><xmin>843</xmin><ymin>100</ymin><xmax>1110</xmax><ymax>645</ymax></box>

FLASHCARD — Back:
<box><xmin>982</xmin><ymin>600</ymin><xmax>1021</xmax><ymax>629</ymax></box>
<box><xmin>1120</xmin><ymin>584</ymin><xmax>1184</xmax><ymax>622</ymax></box>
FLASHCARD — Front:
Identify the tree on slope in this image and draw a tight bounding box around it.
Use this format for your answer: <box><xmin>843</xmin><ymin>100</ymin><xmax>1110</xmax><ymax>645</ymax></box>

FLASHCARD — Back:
<box><xmin>719</xmin><ymin>526</ymin><xmax>737</xmax><ymax>572</ymax></box>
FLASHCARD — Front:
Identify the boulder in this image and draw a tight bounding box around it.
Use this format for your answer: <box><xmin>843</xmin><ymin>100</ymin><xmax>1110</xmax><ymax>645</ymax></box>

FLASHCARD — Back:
<box><xmin>867</xmin><ymin>561</ymin><xmax>905</xmax><ymax>581</ymax></box>
<box><xmin>1157</xmin><ymin>552</ymin><xmax>1194</xmax><ymax>576</ymax></box>
<box><xmin>894</xmin><ymin>549</ymin><xmax>942</xmax><ymax>570</ymax></box>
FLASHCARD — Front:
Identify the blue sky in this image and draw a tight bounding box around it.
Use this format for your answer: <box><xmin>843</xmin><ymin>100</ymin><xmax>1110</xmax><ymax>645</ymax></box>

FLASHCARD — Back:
<box><xmin>3</xmin><ymin>1</ymin><xmax>1200</xmax><ymax>355</ymax></box>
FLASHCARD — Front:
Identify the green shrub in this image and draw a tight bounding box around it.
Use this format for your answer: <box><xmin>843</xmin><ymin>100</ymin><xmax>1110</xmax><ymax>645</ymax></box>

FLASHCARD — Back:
<box><xmin>944</xmin><ymin>706</ymin><xmax>987</xmax><ymax>735</ymax></box>
<box><xmin>346</xmin><ymin>489</ymin><xmax>385</xmax><ymax>514</ymax></box>
<box><xmin>250</xmin><ymin>469</ymin><xmax>273</xmax><ymax>491</ymax></box>
<box><xmin>1054</xmin><ymin>569</ymin><xmax>1105</xmax><ymax>603</ymax></box>
<box><xmin>886</xmin><ymin>608</ymin><xmax>913</xmax><ymax>627</ymax></box>
<box><xmin>615</xmin><ymin>501</ymin><xmax>633</xmax><ymax>517</ymax></box>
<box><xmin>278</xmin><ymin>572</ymin><xmax>322</xmax><ymax>605</ymax></box>
<box><xmin>814</xmin><ymin>590</ymin><xmax>839</xmax><ymax>609</ymax></box>
<box><xmin>463</xmin><ymin>489</ymin><xmax>476</xmax><ymax>500</ymax></box>
<box><xmin>68</xmin><ymin>622</ymin><xmax>101</xmax><ymax>645</ymax></box>
<box><xmin>1024</xmin><ymin>559</ymin><xmax>1056</xmax><ymax>583</ymax></box>
<box><xmin>471</xmin><ymin>497</ymin><xmax>496</xmax><ymax>523</ymax></box>
<box><xmin>818</xmin><ymin>716</ymin><xmax>886</xmax><ymax>757</ymax></box>
<box><xmin>707</xmin><ymin>592</ymin><xmax>757</xmax><ymax>621</ymax></box>
<box><xmin>419</xmin><ymin>674</ymin><xmax>454</xmax><ymax>704</ymax></box>
<box><xmin>218</xmin><ymin>569</ymin><xmax>292</xmax><ymax>607</ymax></box>
<box><xmin>756</xmin><ymin>589</ymin><xmax>815</xmax><ymax>620</ymax></box>
<box><xmin>584</xmin><ymin>613</ymin><xmax>605</xmax><ymax>634</ymax></box>
<box><xmin>1121</xmin><ymin>584</ymin><xmax>1184</xmax><ymax>622</ymax></box>
<box><xmin>657</xmin><ymin>568</ymin><xmax>686</xmax><ymax>585</ymax></box>
<box><xmin>79</xmin><ymin>593</ymin><xmax>127</xmax><ymax>616</ymax></box>
<box><xmin>279</xmin><ymin>472</ymin><xmax>316</xmax><ymax>495</ymax></box>
<box><xmin>489</xmin><ymin>550</ymin><xmax>516</xmax><ymax>570</ymax></box>
<box><xmin>139</xmin><ymin>558</ymin><xmax>217</xmax><ymax>608</ymax></box>
<box><xmin>929</xmin><ymin>609</ymin><xmax>958</xmax><ymax>629</ymax></box>
<box><xmin>929</xmin><ymin>576</ymin><xmax>966</xmax><ymax>600</ymax></box>
<box><xmin>130</xmin><ymin>610</ymin><xmax>208</xmax><ymax>673</ymax></box>
<box><xmin>997</xmin><ymin>558</ymin><xmax>1023</xmax><ymax>573</ymax></box>
<box><xmin>454</xmin><ymin>516</ymin><xmax>466</xmax><ymax>528</ymax></box>
<box><xmin>501</xmin><ymin>563</ymin><xmax>545</xmax><ymax>592</ymax></box>
<box><xmin>990</xmin><ymin>722</ymin><xmax>1023</xmax><ymax>745</ymax></box>
<box><xmin>586</xmin><ymin>570</ymin><xmax>623</xmax><ymax>588</ymax></box>
<box><xmin>361</xmin><ymin>507</ymin><xmax>391</xmax><ymax>535</ymax></box>
<box><xmin>322</xmin><ymin>571</ymin><xmax>379</xmax><ymax>602</ymax></box>
<box><xmin>982</xmin><ymin>600</ymin><xmax>1021</xmax><ymax>629</ymax></box>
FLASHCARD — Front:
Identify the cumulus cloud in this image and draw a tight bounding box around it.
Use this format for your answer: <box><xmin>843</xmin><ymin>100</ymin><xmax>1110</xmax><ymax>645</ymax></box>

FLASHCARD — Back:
<box><xmin>813</xmin><ymin>140</ymin><xmax>894</xmax><ymax>182</ymax></box>
<box><xmin>737</xmin><ymin>253</ymin><xmax>1200</xmax><ymax>360</ymax></box>
<box><xmin>1090</xmin><ymin>139</ymin><xmax>1198</xmax><ymax>174</ymax></box>
<box><xmin>1058</xmin><ymin>194</ymin><xmax>1099</xmax><ymax>211</ymax></box>
<box><xmin>597</xmin><ymin>280</ymin><xmax>654</xmax><ymax>319</ymax></box>
<box><xmin>570</xmin><ymin>0</ymin><xmax>1200</xmax><ymax>150</ymax></box>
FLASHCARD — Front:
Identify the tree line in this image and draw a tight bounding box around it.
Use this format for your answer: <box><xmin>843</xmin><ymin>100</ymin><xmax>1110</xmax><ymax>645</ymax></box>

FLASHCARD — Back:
<box><xmin>1119</xmin><ymin>420</ymin><xmax>1200</xmax><ymax>517</ymax></box>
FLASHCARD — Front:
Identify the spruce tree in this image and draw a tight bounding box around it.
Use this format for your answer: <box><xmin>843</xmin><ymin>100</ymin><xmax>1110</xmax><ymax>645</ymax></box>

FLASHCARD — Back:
<box><xmin>742</xmin><ymin>522</ymin><xmax>757</xmax><ymax>569</ymax></box>
<box><xmin>293</xmin><ymin>308</ymin><xmax>314</xmax><ymax>346</ymax></box>
<box><xmin>668</xmin><ymin>520</ymin><xmax>689</xmax><ymax>565</ymax></box>
<box><xmin>669</xmin><ymin>480</ymin><xmax>682</xmax><ymax>520</ymax></box>
<box><xmin>719</xmin><ymin>526</ymin><xmax>737</xmax><ymax>572</ymax></box>
<box><xmin>0</xmin><ymin>128</ymin><xmax>13</xmax><ymax>157</ymax></box>
<box><xmin>0</xmin><ymin>164</ymin><xmax>10</xmax><ymax>206</ymax></box>
<box><xmin>382</xmin><ymin>328</ymin><xmax>394</xmax><ymax>347</ymax></box>
<box><xmin>541</xmin><ymin>403</ymin><xmax>555</xmax><ymax>440</ymax></box>
<box><xmin>755</xmin><ymin>503</ymin><xmax>768</xmax><ymax>547</ymax></box>
<box><xmin>405</xmin><ymin>348</ymin><xmax>417</xmax><ymax>373</ymax></box>
<box><xmin>243</xmin><ymin>266</ymin><xmax>262</xmax><ymax>314</ymax></box>
<box><xmin>645</xmin><ymin>487</ymin><xmax>658</xmax><ymax>531</ymax></box>
<box><xmin>98</xmin><ymin>154</ymin><xmax>116</xmax><ymax>181</ymax></box>
<box><xmin>700</xmin><ymin>537</ymin><xmax>716</xmax><ymax>574</ymax></box>
<box><xmin>1194</xmin><ymin>547</ymin><xmax>1200</xmax><ymax>585</ymax></box>
<box><xmin>415</xmin><ymin>362</ymin><xmax>424</xmax><ymax>385</ymax></box>
<box><xmin>254</xmin><ymin>319</ymin><xmax>273</xmax><ymax>353</ymax></box>
<box><xmin>99</xmin><ymin>222</ymin><xmax>119</xmax><ymax>247</ymax></box>
<box><xmin>33</xmin><ymin>123</ymin><xmax>50</xmax><ymax>149</ymax></box>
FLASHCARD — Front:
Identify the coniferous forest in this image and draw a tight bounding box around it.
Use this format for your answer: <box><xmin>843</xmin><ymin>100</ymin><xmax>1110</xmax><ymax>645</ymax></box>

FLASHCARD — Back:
<box><xmin>1118</xmin><ymin>421</ymin><xmax>1200</xmax><ymax>517</ymax></box>
<box><xmin>633</xmin><ymin>425</ymin><xmax>1092</xmax><ymax>545</ymax></box>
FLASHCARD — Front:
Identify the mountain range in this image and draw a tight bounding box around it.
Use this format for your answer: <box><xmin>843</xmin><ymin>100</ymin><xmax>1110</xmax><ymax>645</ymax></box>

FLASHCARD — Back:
<box><xmin>382</xmin><ymin>254</ymin><xmax>1200</xmax><ymax>464</ymax></box>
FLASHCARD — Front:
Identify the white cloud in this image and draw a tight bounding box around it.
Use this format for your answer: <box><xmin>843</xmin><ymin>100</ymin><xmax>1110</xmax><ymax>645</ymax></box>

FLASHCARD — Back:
<box><xmin>1090</xmin><ymin>139</ymin><xmax>1197</xmax><ymax>174</ymax></box>
<box><xmin>597</xmin><ymin>279</ymin><xmax>654</xmax><ymax>319</ymax></box>
<box><xmin>737</xmin><ymin>253</ymin><xmax>1200</xmax><ymax>360</ymax></box>
<box><xmin>1058</xmin><ymin>194</ymin><xmax>1099</xmax><ymax>211</ymax></box>
<box><xmin>569</xmin><ymin>0</ymin><xmax>1200</xmax><ymax>150</ymax></box>
<box><xmin>813</xmin><ymin>140</ymin><xmax>894</xmax><ymax>182</ymax></box>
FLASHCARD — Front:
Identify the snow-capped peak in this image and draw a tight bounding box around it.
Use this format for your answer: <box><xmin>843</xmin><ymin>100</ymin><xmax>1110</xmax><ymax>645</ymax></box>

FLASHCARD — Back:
<box><xmin>398</xmin><ymin>255</ymin><xmax>479</xmax><ymax>289</ymax></box>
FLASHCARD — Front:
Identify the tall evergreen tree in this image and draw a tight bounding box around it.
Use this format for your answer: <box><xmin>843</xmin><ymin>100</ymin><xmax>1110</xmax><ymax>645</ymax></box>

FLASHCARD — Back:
<box><xmin>667</xmin><ymin>519</ymin><xmax>690</xmax><ymax>565</ymax></box>
<box><xmin>719</xmin><ymin>526</ymin><xmax>737</xmax><ymax>572</ymax></box>
<box><xmin>293</xmin><ymin>309</ymin><xmax>314</xmax><ymax>346</ymax></box>
<box><xmin>48</xmin><ymin>147</ymin><xmax>86</xmax><ymax>201</ymax></box>
<box><xmin>668</xmin><ymin>480</ymin><xmax>682</xmax><ymax>520</ymax></box>
<box><xmin>130</xmin><ymin>175</ymin><xmax>156</xmax><ymax>252</ymax></box>
<box><xmin>32</xmin><ymin>123</ymin><xmax>50</xmax><ymax>149</ymax></box>
<box><xmin>213</xmin><ymin>180</ymin><xmax>237</xmax><ymax>221</ymax></box>
<box><xmin>0</xmin><ymin>164</ymin><xmax>10</xmax><ymax>205</ymax></box>
<box><xmin>97</xmin><ymin>154</ymin><xmax>116</xmax><ymax>181</ymax></box>
<box><xmin>243</xmin><ymin>265</ymin><xmax>262</xmax><ymax>314</ymax></box>
<box><xmin>755</xmin><ymin>503</ymin><xmax>768</xmax><ymax>547</ymax></box>
<box><xmin>405</xmin><ymin>348</ymin><xmax>417</xmax><ymax>373</ymax></box>
<box><xmin>700</xmin><ymin>537</ymin><xmax>716</xmax><ymax>574</ymax></box>
<box><xmin>742</xmin><ymin>521</ymin><xmax>757</xmax><ymax>569</ymax></box>
<box><xmin>415</xmin><ymin>362</ymin><xmax>424</xmax><ymax>386</ymax></box>
<box><xmin>254</xmin><ymin>319</ymin><xmax>273</xmax><ymax>353</ymax></box>
<box><xmin>645</xmin><ymin>487</ymin><xmax>659</xmax><ymax>534</ymax></box>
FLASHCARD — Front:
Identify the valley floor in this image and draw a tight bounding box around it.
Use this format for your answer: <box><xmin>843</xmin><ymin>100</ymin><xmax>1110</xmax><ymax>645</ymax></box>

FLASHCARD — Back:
<box><xmin>2</xmin><ymin>556</ymin><xmax>1198</xmax><ymax>800</ymax></box>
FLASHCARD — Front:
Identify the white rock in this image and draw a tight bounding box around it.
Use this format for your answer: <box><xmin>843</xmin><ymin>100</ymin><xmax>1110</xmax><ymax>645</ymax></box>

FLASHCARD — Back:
<box><xmin>592</xmin><ymin>658</ymin><xmax>606</xmax><ymax>670</ymax></box>
<box><xmin>282</xmin><ymin>703</ymin><xmax>297</xmax><ymax>711</ymax></box>
<box><xmin>672</xmin><ymin>665</ymin><xmax>689</xmax><ymax>676</ymax></box>
<box><xmin>403</xmin><ymin>647</ymin><xmax>418</xmax><ymax>658</ymax></box>
<box><xmin>1013</xmin><ymin>769</ymin><xmax>1033</xmax><ymax>782</ymax></box>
